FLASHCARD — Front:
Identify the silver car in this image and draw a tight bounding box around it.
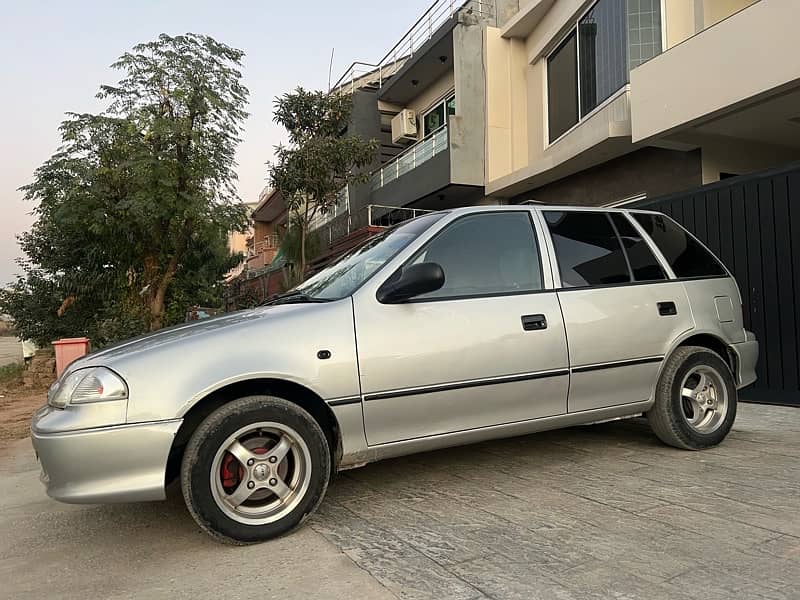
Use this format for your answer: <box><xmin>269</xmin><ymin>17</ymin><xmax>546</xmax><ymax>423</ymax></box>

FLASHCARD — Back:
<box><xmin>31</xmin><ymin>205</ymin><xmax>758</xmax><ymax>544</ymax></box>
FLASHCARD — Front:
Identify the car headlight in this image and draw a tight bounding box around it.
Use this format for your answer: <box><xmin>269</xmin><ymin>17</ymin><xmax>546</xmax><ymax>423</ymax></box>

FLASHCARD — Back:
<box><xmin>48</xmin><ymin>367</ymin><xmax>128</xmax><ymax>408</ymax></box>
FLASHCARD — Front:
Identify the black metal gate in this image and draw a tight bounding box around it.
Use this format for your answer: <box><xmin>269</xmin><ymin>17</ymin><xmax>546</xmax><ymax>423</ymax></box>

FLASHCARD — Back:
<box><xmin>634</xmin><ymin>162</ymin><xmax>800</xmax><ymax>406</ymax></box>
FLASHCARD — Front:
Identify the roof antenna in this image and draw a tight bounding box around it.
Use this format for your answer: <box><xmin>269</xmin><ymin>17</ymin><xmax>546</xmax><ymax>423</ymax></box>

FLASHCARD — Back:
<box><xmin>327</xmin><ymin>47</ymin><xmax>335</xmax><ymax>93</ymax></box>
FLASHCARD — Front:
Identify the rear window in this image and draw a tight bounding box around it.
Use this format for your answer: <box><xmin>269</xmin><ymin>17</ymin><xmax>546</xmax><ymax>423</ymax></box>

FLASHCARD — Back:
<box><xmin>632</xmin><ymin>213</ymin><xmax>727</xmax><ymax>278</ymax></box>
<box><xmin>610</xmin><ymin>213</ymin><xmax>667</xmax><ymax>282</ymax></box>
<box><xmin>544</xmin><ymin>211</ymin><xmax>630</xmax><ymax>287</ymax></box>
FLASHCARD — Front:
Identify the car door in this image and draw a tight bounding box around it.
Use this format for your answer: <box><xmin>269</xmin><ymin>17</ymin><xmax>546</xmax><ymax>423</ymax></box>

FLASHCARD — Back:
<box><xmin>540</xmin><ymin>209</ymin><xmax>694</xmax><ymax>413</ymax></box>
<box><xmin>353</xmin><ymin>210</ymin><xmax>570</xmax><ymax>446</ymax></box>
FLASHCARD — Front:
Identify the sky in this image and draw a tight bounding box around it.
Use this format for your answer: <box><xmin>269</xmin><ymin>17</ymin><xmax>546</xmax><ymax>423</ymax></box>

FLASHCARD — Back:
<box><xmin>0</xmin><ymin>0</ymin><xmax>431</xmax><ymax>284</ymax></box>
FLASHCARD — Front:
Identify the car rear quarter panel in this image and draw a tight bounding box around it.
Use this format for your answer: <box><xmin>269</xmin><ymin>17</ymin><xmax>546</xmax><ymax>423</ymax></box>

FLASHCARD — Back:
<box><xmin>681</xmin><ymin>277</ymin><xmax>746</xmax><ymax>344</ymax></box>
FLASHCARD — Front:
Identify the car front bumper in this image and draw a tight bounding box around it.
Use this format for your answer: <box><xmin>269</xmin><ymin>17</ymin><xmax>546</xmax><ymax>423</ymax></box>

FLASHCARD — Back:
<box><xmin>731</xmin><ymin>331</ymin><xmax>758</xmax><ymax>389</ymax></box>
<box><xmin>31</xmin><ymin>405</ymin><xmax>182</xmax><ymax>504</ymax></box>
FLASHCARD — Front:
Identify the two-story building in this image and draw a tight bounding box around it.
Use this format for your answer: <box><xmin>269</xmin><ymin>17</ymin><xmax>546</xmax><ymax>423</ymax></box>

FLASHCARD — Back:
<box><xmin>484</xmin><ymin>0</ymin><xmax>800</xmax><ymax>206</ymax></box>
<box><xmin>321</xmin><ymin>0</ymin><xmax>799</xmax><ymax>231</ymax></box>
<box><xmin>321</xmin><ymin>0</ymin><xmax>800</xmax><ymax>406</ymax></box>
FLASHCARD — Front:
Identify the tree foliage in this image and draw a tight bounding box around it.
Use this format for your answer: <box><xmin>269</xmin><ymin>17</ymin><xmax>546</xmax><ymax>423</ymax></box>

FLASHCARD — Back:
<box><xmin>269</xmin><ymin>88</ymin><xmax>378</xmax><ymax>275</ymax></box>
<box><xmin>1</xmin><ymin>33</ymin><xmax>250</xmax><ymax>346</ymax></box>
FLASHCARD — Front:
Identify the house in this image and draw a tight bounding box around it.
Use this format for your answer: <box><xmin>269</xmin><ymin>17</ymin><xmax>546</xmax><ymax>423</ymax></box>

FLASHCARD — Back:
<box><xmin>483</xmin><ymin>0</ymin><xmax>799</xmax><ymax>206</ymax></box>
<box><xmin>310</xmin><ymin>0</ymin><xmax>800</xmax><ymax>404</ymax></box>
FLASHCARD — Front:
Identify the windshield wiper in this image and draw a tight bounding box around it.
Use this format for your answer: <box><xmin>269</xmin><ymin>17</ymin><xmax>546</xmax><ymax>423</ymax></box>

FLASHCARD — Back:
<box><xmin>261</xmin><ymin>292</ymin><xmax>331</xmax><ymax>306</ymax></box>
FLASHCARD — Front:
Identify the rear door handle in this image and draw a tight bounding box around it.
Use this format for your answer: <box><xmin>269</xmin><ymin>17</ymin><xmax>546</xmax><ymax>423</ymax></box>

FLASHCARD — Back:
<box><xmin>658</xmin><ymin>301</ymin><xmax>677</xmax><ymax>316</ymax></box>
<box><xmin>521</xmin><ymin>314</ymin><xmax>547</xmax><ymax>331</ymax></box>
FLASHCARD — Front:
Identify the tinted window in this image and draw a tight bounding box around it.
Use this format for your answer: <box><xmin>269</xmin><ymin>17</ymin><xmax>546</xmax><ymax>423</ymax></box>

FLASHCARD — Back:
<box><xmin>410</xmin><ymin>212</ymin><xmax>543</xmax><ymax>299</ymax></box>
<box><xmin>633</xmin><ymin>213</ymin><xmax>727</xmax><ymax>278</ymax></box>
<box><xmin>578</xmin><ymin>0</ymin><xmax>628</xmax><ymax>117</ymax></box>
<box><xmin>610</xmin><ymin>213</ymin><xmax>667</xmax><ymax>282</ymax></box>
<box><xmin>544</xmin><ymin>211</ymin><xmax>630</xmax><ymax>287</ymax></box>
<box><xmin>294</xmin><ymin>212</ymin><xmax>445</xmax><ymax>299</ymax></box>
<box><xmin>547</xmin><ymin>31</ymin><xmax>578</xmax><ymax>141</ymax></box>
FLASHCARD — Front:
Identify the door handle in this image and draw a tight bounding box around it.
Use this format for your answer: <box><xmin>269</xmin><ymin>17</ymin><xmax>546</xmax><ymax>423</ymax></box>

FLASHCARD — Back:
<box><xmin>521</xmin><ymin>314</ymin><xmax>547</xmax><ymax>331</ymax></box>
<box><xmin>658</xmin><ymin>301</ymin><xmax>677</xmax><ymax>316</ymax></box>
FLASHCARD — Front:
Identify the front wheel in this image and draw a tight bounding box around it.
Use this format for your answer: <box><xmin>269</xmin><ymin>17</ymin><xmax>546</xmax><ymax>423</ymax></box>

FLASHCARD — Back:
<box><xmin>647</xmin><ymin>346</ymin><xmax>737</xmax><ymax>450</ymax></box>
<box><xmin>181</xmin><ymin>395</ymin><xmax>331</xmax><ymax>544</ymax></box>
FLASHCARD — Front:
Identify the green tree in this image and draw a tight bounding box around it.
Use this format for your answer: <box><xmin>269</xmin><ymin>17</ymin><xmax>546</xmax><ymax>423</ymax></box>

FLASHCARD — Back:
<box><xmin>1</xmin><ymin>33</ymin><xmax>250</xmax><ymax>345</ymax></box>
<box><xmin>269</xmin><ymin>88</ymin><xmax>378</xmax><ymax>276</ymax></box>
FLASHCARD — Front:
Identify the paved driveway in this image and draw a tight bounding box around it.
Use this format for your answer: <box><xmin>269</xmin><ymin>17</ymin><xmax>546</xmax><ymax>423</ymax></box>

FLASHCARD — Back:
<box><xmin>1</xmin><ymin>403</ymin><xmax>798</xmax><ymax>599</ymax></box>
<box><xmin>0</xmin><ymin>337</ymin><xmax>22</xmax><ymax>368</ymax></box>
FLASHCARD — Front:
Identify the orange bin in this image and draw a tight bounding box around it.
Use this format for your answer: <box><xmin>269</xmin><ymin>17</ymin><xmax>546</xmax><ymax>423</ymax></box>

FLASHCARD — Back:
<box><xmin>52</xmin><ymin>338</ymin><xmax>91</xmax><ymax>377</ymax></box>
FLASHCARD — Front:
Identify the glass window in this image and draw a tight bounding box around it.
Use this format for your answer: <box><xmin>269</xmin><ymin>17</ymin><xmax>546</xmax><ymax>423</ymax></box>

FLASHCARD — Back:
<box><xmin>579</xmin><ymin>0</ymin><xmax>628</xmax><ymax>117</ymax></box>
<box><xmin>544</xmin><ymin>211</ymin><xmax>630</xmax><ymax>287</ymax></box>
<box><xmin>547</xmin><ymin>0</ymin><xmax>662</xmax><ymax>140</ymax></box>
<box><xmin>409</xmin><ymin>212</ymin><xmax>543</xmax><ymax>299</ymax></box>
<box><xmin>610</xmin><ymin>213</ymin><xmax>666</xmax><ymax>281</ymax></box>
<box><xmin>632</xmin><ymin>213</ymin><xmax>727</xmax><ymax>278</ymax></box>
<box><xmin>423</xmin><ymin>94</ymin><xmax>454</xmax><ymax>137</ymax></box>
<box><xmin>628</xmin><ymin>0</ymin><xmax>663</xmax><ymax>70</ymax></box>
<box><xmin>547</xmin><ymin>31</ymin><xmax>579</xmax><ymax>141</ymax></box>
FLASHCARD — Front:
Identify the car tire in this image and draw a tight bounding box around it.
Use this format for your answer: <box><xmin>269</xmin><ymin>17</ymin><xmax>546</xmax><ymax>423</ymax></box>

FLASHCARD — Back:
<box><xmin>647</xmin><ymin>345</ymin><xmax>737</xmax><ymax>450</ymax></box>
<box><xmin>181</xmin><ymin>395</ymin><xmax>330</xmax><ymax>544</ymax></box>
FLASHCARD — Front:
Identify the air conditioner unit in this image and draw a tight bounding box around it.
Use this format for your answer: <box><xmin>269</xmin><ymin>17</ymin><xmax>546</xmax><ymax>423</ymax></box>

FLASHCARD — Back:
<box><xmin>391</xmin><ymin>109</ymin><xmax>417</xmax><ymax>143</ymax></box>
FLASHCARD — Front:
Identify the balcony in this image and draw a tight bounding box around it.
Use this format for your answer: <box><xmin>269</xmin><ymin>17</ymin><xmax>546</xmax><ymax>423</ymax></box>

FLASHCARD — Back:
<box><xmin>246</xmin><ymin>233</ymin><xmax>280</xmax><ymax>270</ymax></box>
<box><xmin>630</xmin><ymin>0</ymin><xmax>800</xmax><ymax>147</ymax></box>
<box><xmin>332</xmin><ymin>0</ymin><xmax>494</xmax><ymax>95</ymax></box>
<box><xmin>312</xmin><ymin>204</ymin><xmax>433</xmax><ymax>246</ymax></box>
<box><xmin>371</xmin><ymin>125</ymin><xmax>448</xmax><ymax>190</ymax></box>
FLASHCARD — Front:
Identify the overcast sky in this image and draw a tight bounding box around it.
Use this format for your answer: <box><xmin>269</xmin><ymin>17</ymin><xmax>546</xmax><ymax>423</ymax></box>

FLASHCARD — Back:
<box><xmin>0</xmin><ymin>0</ymin><xmax>430</xmax><ymax>284</ymax></box>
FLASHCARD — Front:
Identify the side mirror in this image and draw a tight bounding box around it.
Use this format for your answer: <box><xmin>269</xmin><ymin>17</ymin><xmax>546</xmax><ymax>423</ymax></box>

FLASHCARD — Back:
<box><xmin>377</xmin><ymin>262</ymin><xmax>445</xmax><ymax>303</ymax></box>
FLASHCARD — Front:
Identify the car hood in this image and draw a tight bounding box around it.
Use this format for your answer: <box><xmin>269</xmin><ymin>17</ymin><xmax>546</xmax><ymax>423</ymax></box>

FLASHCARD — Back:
<box><xmin>70</xmin><ymin>303</ymin><xmax>323</xmax><ymax>368</ymax></box>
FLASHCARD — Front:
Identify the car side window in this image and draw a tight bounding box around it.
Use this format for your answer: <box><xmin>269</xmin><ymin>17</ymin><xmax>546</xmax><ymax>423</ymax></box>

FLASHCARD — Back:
<box><xmin>610</xmin><ymin>213</ymin><xmax>667</xmax><ymax>282</ymax></box>
<box><xmin>544</xmin><ymin>211</ymin><xmax>630</xmax><ymax>287</ymax></box>
<box><xmin>409</xmin><ymin>212</ymin><xmax>543</xmax><ymax>299</ymax></box>
<box><xmin>632</xmin><ymin>213</ymin><xmax>727</xmax><ymax>278</ymax></box>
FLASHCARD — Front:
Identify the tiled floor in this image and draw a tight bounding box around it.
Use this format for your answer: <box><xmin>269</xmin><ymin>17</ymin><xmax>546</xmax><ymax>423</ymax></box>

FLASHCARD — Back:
<box><xmin>311</xmin><ymin>403</ymin><xmax>800</xmax><ymax>599</ymax></box>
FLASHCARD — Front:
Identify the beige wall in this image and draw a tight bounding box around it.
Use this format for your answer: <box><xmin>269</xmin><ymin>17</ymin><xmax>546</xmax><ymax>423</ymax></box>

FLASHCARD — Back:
<box><xmin>664</xmin><ymin>0</ymin><xmax>697</xmax><ymax>48</ymax></box>
<box><xmin>485</xmin><ymin>27</ymin><xmax>529</xmax><ymax>183</ymax></box>
<box><xmin>664</xmin><ymin>0</ymin><xmax>760</xmax><ymax>48</ymax></box>
<box><xmin>631</xmin><ymin>0</ymin><xmax>798</xmax><ymax>143</ymax></box>
<box><xmin>703</xmin><ymin>0</ymin><xmax>759</xmax><ymax>28</ymax></box>
<box><xmin>406</xmin><ymin>71</ymin><xmax>455</xmax><ymax>124</ymax></box>
<box><xmin>701</xmin><ymin>137</ymin><xmax>800</xmax><ymax>184</ymax></box>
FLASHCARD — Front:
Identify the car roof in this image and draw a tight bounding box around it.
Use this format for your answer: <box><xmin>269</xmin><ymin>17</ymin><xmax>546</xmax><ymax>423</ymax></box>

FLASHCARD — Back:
<box><xmin>442</xmin><ymin>204</ymin><xmax>663</xmax><ymax>215</ymax></box>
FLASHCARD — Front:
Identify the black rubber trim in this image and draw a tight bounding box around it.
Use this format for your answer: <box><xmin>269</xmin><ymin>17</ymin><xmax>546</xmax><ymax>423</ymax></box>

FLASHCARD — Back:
<box><xmin>571</xmin><ymin>356</ymin><xmax>664</xmax><ymax>374</ymax></box>
<box><xmin>326</xmin><ymin>396</ymin><xmax>362</xmax><ymax>407</ymax></box>
<box><xmin>363</xmin><ymin>369</ymin><xmax>570</xmax><ymax>402</ymax></box>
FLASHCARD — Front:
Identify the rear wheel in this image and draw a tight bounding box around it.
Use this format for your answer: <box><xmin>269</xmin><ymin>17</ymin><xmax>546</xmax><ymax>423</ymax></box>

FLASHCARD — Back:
<box><xmin>181</xmin><ymin>395</ymin><xmax>330</xmax><ymax>544</ymax></box>
<box><xmin>647</xmin><ymin>346</ymin><xmax>737</xmax><ymax>450</ymax></box>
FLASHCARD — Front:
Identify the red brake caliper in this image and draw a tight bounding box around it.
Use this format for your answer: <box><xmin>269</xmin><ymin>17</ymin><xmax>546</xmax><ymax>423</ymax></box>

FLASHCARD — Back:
<box><xmin>221</xmin><ymin>444</ymin><xmax>269</xmax><ymax>489</ymax></box>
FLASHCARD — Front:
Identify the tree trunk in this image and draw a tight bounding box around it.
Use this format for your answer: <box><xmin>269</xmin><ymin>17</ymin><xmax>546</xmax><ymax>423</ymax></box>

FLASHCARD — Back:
<box><xmin>144</xmin><ymin>252</ymin><xmax>180</xmax><ymax>331</ymax></box>
<box><xmin>299</xmin><ymin>202</ymin><xmax>310</xmax><ymax>279</ymax></box>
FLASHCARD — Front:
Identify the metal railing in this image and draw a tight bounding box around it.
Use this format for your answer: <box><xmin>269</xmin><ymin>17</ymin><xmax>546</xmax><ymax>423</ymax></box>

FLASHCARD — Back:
<box><xmin>371</xmin><ymin>125</ymin><xmax>448</xmax><ymax>191</ymax></box>
<box><xmin>312</xmin><ymin>204</ymin><xmax>434</xmax><ymax>246</ymax></box>
<box><xmin>332</xmin><ymin>0</ymin><xmax>495</xmax><ymax>93</ymax></box>
<box><xmin>307</xmin><ymin>186</ymin><xmax>350</xmax><ymax>231</ymax></box>
<box><xmin>247</xmin><ymin>234</ymin><xmax>280</xmax><ymax>257</ymax></box>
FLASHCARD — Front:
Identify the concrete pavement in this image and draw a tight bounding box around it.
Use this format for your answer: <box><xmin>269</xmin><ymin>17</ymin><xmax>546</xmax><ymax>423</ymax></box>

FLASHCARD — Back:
<box><xmin>1</xmin><ymin>403</ymin><xmax>798</xmax><ymax>599</ymax></box>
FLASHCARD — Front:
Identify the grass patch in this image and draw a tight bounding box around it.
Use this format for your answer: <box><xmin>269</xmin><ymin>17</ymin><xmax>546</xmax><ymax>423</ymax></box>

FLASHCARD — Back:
<box><xmin>0</xmin><ymin>363</ymin><xmax>24</xmax><ymax>384</ymax></box>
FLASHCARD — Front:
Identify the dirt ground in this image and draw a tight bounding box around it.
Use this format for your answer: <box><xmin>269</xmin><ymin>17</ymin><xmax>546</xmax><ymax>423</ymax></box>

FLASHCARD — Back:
<box><xmin>0</xmin><ymin>381</ymin><xmax>46</xmax><ymax>455</ymax></box>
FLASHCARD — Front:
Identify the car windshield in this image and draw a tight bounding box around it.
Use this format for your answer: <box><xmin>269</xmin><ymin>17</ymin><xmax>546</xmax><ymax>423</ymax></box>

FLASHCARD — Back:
<box><xmin>292</xmin><ymin>212</ymin><xmax>445</xmax><ymax>300</ymax></box>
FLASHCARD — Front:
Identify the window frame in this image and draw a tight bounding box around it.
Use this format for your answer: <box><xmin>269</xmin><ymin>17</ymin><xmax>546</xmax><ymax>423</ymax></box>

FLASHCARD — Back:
<box><xmin>379</xmin><ymin>210</ymin><xmax>550</xmax><ymax>304</ymax></box>
<box><xmin>544</xmin><ymin>0</ymin><xmax>663</xmax><ymax>146</ymax></box>
<box><xmin>421</xmin><ymin>91</ymin><xmax>456</xmax><ymax>137</ymax></box>
<box><xmin>608</xmin><ymin>212</ymin><xmax>668</xmax><ymax>283</ymax></box>
<box><xmin>628</xmin><ymin>210</ymin><xmax>732</xmax><ymax>280</ymax></box>
<box><xmin>541</xmin><ymin>209</ymin><xmax>635</xmax><ymax>289</ymax></box>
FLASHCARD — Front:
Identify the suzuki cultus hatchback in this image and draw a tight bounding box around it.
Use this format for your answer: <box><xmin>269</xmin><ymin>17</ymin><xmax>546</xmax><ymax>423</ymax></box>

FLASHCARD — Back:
<box><xmin>32</xmin><ymin>206</ymin><xmax>758</xmax><ymax>543</ymax></box>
